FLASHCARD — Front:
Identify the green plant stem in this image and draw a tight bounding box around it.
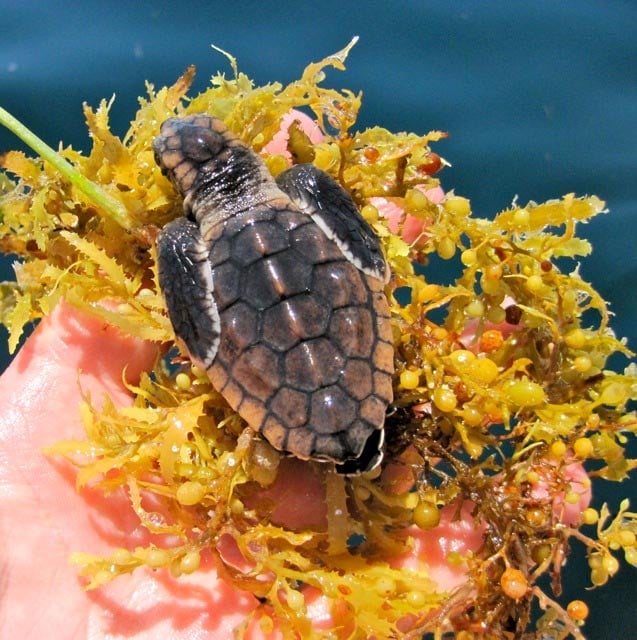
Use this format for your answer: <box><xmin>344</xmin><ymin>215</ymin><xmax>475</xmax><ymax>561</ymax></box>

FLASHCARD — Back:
<box><xmin>0</xmin><ymin>105</ymin><xmax>132</xmax><ymax>230</ymax></box>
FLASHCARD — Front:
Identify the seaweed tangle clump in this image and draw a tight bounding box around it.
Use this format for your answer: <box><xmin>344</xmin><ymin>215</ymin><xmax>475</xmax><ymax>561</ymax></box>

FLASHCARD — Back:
<box><xmin>1</xmin><ymin>41</ymin><xmax>635</xmax><ymax>638</ymax></box>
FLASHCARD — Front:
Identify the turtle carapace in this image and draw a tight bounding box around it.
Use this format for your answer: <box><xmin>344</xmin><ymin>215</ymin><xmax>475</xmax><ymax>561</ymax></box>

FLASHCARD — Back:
<box><xmin>154</xmin><ymin>114</ymin><xmax>394</xmax><ymax>474</ymax></box>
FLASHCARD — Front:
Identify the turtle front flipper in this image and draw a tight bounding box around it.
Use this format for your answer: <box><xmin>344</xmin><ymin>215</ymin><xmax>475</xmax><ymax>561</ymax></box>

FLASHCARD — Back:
<box><xmin>157</xmin><ymin>216</ymin><xmax>220</xmax><ymax>370</ymax></box>
<box><xmin>276</xmin><ymin>164</ymin><xmax>389</xmax><ymax>283</ymax></box>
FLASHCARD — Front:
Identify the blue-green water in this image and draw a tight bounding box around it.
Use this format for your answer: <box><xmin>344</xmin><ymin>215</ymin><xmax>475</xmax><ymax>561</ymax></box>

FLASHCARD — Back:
<box><xmin>1</xmin><ymin>2</ymin><xmax>635</xmax><ymax>636</ymax></box>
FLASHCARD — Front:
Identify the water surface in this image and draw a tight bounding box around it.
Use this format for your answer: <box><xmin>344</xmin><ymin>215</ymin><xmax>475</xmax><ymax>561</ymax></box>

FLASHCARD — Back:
<box><xmin>1</xmin><ymin>2</ymin><xmax>635</xmax><ymax>635</ymax></box>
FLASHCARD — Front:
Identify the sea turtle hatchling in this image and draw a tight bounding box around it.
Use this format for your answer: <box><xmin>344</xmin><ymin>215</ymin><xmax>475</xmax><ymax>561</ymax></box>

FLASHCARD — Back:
<box><xmin>154</xmin><ymin>114</ymin><xmax>394</xmax><ymax>474</ymax></box>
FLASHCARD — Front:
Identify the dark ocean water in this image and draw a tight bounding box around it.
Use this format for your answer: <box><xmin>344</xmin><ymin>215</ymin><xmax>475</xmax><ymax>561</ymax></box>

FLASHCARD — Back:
<box><xmin>1</xmin><ymin>2</ymin><xmax>635</xmax><ymax>636</ymax></box>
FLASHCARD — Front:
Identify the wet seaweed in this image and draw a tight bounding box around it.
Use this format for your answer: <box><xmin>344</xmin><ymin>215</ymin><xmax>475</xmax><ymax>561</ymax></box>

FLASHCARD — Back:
<box><xmin>1</xmin><ymin>41</ymin><xmax>635</xmax><ymax>638</ymax></box>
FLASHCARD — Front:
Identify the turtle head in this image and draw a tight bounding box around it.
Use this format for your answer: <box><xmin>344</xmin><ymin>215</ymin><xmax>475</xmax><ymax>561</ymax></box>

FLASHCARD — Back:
<box><xmin>154</xmin><ymin>114</ymin><xmax>277</xmax><ymax>224</ymax></box>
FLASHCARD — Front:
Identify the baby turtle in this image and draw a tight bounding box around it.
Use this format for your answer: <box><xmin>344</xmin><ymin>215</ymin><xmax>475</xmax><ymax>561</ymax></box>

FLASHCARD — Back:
<box><xmin>154</xmin><ymin>114</ymin><xmax>394</xmax><ymax>474</ymax></box>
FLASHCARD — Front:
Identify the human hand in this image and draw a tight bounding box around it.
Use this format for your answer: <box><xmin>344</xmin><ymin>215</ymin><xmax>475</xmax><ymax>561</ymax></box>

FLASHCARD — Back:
<box><xmin>0</xmin><ymin>299</ymin><xmax>488</xmax><ymax>640</ymax></box>
<box><xmin>0</xmin><ymin>112</ymin><xmax>589</xmax><ymax>639</ymax></box>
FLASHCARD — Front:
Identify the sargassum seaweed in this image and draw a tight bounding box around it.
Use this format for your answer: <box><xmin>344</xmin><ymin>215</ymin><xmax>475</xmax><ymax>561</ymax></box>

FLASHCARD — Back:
<box><xmin>1</xmin><ymin>41</ymin><xmax>636</xmax><ymax>639</ymax></box>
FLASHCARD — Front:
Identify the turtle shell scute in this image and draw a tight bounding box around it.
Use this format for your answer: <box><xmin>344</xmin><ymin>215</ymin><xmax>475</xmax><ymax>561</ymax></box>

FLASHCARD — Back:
<box><xmin>284</xmin><ymin>338</ymin><xmax>345</xmax><ymax>392</ymax></box>
<box><xmin>261</xmin><ymin>295</ymin><xmax>331</xmax><ymax>352</ymax></box>
<box><xmin>232</xmin><ymin>220</ymin><xmax>290</xmax><ymax>267</ymax></box>
<box><xmin>243</xmin><ymin>251</ymin><xmax>314</xmax><ymax>310</ymax></box>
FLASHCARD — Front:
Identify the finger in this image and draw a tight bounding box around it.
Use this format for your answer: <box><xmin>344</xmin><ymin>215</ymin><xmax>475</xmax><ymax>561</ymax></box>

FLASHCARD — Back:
<box><xmin>0</xmin><ymin>302</ymin><xmax>159</xmax><ymax>636</ymax></box>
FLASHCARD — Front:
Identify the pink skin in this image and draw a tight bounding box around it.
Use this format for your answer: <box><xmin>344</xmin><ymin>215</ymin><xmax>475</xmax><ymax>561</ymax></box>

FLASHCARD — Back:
<box><xmin>0</xmin><ymin>112</ymin><xmax>590</xmax><ymax>639</ymax></box>
<box><xmin>0</xmin><ymin>301</ymin><xmax>259</xmax><ymax>638</ymax></box>
<box><xmin>528</xmin><ymin>458</ymin><xmax>591</xmax><ymax>527</ymax></box>
<box><xmin>371</xmin><ymin>186</ymin><xmax>445</xmax><ymax>245</ymax></box>
<box><xmin>262</xmin><ymin>111</ymin><xmax>324</xmax><ymax>159</ymax></box>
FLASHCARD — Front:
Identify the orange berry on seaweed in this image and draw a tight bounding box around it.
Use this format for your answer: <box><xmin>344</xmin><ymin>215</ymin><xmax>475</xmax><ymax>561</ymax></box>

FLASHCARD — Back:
<box><xmin>525</xmin><ymin>508</ymin><xmax>547</xmax><ymax>527</ymax></box>
<box><xmin>540</xmin><ymin>260</ymin><xmax>553</xmax><ymax>272</ymax></box>
<box><xmin>417</xmin><ymin>152</ymin><xmax>442</xmax><ymax>175</ymax></box>
<box><xmin>479</xmin><ymin>329</ymin><xmax>504</xmax><ymax>353</ymax></box>
<box><xmin>500</xmin><ymin>567</ymin><xmax>528</xmax><ymax>600</ymax></box>
<box><xmin>566</xmin><ymin>599</ymin><xmax>589</xmax><ymax>622</ymax></box>
<box><xmin>364</xmin><ymin>146</ymin><xmax>380</xmax><ymax>162</ymax></box>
